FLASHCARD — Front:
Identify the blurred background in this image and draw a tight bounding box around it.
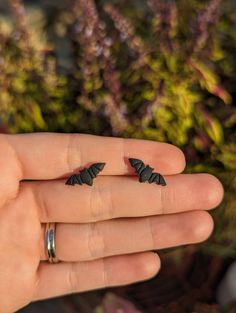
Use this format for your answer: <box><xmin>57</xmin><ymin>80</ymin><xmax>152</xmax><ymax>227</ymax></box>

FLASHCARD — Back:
<box><xmin>0</xmin><ymin>0</ymin><xmax>236</xmax><ymax>312</ymax></box>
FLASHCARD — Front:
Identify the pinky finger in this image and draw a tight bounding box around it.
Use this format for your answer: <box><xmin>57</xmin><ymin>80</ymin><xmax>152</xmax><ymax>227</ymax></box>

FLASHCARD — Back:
<box><xmin>34</xmin><ymin>252</ymin><xmax>160</xmax><ymax>301</ymax></box>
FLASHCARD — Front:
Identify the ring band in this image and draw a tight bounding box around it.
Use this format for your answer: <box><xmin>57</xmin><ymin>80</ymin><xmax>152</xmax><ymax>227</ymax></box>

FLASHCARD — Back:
<box><xmin>45</xmin><ymin>222</ymin><xmax>59</xmax><ymax>263</ymax></box>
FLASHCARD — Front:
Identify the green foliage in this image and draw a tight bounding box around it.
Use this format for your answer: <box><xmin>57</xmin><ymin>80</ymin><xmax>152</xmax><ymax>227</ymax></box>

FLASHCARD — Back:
<box><xmin>0</xmin><ymin>0</ymin><xmax>236</xmax><ymax>258</ymax></box>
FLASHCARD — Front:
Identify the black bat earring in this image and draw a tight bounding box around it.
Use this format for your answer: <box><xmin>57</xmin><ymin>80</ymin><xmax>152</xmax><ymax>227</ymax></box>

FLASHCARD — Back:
<box><xmin>65</xmin><ymin>163</ymin><xmax>105</xmax><ymax>186</ymax></box>
<box><xmin>129</xmin><ymin>158</ymin><xmax>166</xmax><ymax>186</ymax></box>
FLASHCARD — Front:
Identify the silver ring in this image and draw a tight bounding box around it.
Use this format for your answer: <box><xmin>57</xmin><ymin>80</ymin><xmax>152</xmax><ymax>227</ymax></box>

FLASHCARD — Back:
<box><xmin>45</xmin><ymin>223</ymin><xmax>59</xmax><ymax>263</ymax></box>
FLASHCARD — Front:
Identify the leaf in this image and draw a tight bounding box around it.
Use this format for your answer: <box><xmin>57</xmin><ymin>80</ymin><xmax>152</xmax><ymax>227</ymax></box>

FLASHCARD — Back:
<box><xmin>212</xmin><ymin>84</ymin><xmax>232</xmax><ymax>105</ymax></box>
<box><xmin>217</xmin><ymin>144</ymin><xmax>236</xmax><ymax>170</ymax></box>
<box><xmin>142</xmin><ymin>88</ymin><xmax>155</xmax><ymax>100</ymax></box>
<box><xmin>205</xmin><ymin>117</ymin><xmax>224</xmax><ymax>145</ymax></box>
<box><xmin>196</xmin><ymin>106</ymin><xmax>224</xmax><ymax>145</ymax></box>
<box><xmin>30</xmin><ymin>102</ymin><xmax>46</xmax><ymax>129</ymax></box>
<box><xmin>190</xmin><ymin>59</ymin><xmax>232</xmax><ymax>104</ymax></box>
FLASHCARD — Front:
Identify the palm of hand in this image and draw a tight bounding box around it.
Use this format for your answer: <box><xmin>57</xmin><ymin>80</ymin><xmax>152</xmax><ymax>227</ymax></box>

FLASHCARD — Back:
<box><xmin>0</xmin><ymin>136</ymin><xmax>41</xmax><ymax>312</ymax></box>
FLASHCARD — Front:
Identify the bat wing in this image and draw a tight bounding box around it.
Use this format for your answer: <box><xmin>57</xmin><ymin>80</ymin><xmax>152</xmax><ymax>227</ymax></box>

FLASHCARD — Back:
<box><xmin>158</xmin><ymin>174</ymin><xmax>166</xmax><ymax>186</ymax></box>
<box><xmin>65</xmin><ymin>174</ymin><xmax>78</xmax><ymax>185</ymax></box>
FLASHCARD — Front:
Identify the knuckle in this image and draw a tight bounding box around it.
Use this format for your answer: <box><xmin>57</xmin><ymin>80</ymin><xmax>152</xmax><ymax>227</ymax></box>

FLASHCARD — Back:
<box><xmin>147</xmin><ymin>217</ymin><xmax>156</xmax><ymax>249</ymax></box>
<box><xmin>87</xmin><ymin>222</ymin><xmax>106</xmax><ymax>259</ymax></box>
<box><xmin>66</xmin><ymin>133</ymin><xmax>82</xmax><ymax>172</ymax></box>
<box><xmin>164</xmin><ymin>184</ymin><xmax>175</xmax><ymax>213</ymax></box>
<box><xmin>100</xmin><ymin>258</ymin><xmax>109</xmax><ymax>287</ymax></box>
<box><xmin>159</xmin><ymin>186</ymin><xmax>165</xmax><ymax>215</ymax></box>
<box><xmin>90</xmin><ymin>184</ymin><xmax>104</xmax><ymax>222</ymax></box>
<box><xmin>90</xmin><ymin>183</ymin><xmax>113</xmax><ymax>222</ymax></box>
<box><xmin>68</xmin><ymin>262</ymin><xmax>80</xmax><ymax>293</ymax></box>
<box><xmin>107</xmin><ymin>184</ymin><xmax>115</xmax><ymax>220</ymax></box>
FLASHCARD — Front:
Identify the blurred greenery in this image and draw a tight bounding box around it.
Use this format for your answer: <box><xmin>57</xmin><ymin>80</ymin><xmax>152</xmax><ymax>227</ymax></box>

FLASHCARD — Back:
<box><xmin>0</xmin><ymin>0</ymin><xmax>236</xmax><ymax>311</ymax></box>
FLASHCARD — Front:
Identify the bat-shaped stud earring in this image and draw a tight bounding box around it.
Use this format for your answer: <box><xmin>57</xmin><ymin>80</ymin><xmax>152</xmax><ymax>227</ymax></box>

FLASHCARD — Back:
<box><xmin>129</xmin><ymin>158</ymin><xmax>166</xmax><ymax>186</ymax></box>
<box><xmin>65</xmin><ymin>163</ymin><xmax>106</xmax><ymax>186</ymax></box>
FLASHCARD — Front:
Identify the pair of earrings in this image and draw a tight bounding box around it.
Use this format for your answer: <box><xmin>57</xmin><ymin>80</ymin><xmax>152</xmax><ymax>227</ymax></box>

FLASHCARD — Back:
<box><xmin>65</xmin><ymin>158</ymin><xmax>166</xmax><ymax>187</ymax></box>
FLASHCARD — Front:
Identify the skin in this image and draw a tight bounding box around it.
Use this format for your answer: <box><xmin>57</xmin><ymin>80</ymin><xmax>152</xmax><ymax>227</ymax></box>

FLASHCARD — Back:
<box><xmin>0</xmin><ymin>133</ymin><xmax>224</xmax><ymax>312</ymax></box>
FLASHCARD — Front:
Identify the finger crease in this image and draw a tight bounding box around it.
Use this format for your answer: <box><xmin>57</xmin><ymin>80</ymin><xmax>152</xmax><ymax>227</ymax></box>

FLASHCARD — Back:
<box><xmin>147</xmin><ymin>217</ymin><xmax>155</xmax><ymax>249</ymax></box>
<box><xmin>68</xmin><ymin>262</ymin><xmax>79</xmax><ymax>293</ymax></box>
<box><xmin>160</xmin><ymin>186</ymin><xmax>165</xmax><ymax>215</ymax></box>
<box><xmin>87</xmin><ymin>223</ymin><xmax>105</xmax><ymax>259</ymax></box>
<box><xmin>66</xmin><ymin>134</ymin><xmax>82</xmax><ymax>172</ymax></box>
<box><xmin>108</xmin><ymin>184</ymin><xmax>115</xmax><ymax>220</ymax></box>
<box><xmin>101</xmin><ymin>258</ymin><xmax>109</xmax><ymax>287</ymax></box>
<box><xmin>91</xmin><ymin>184</ymin><xmax>104</xmax><ymax>222</ymax></box>
<box><xmin>120</xmin><ymin>137</ymin><xmax>126</xmax><ymax>172</ymax></box>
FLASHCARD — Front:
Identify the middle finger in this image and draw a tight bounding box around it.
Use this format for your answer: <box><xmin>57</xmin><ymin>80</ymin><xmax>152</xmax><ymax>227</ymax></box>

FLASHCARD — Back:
<box><xmin>26</xmin><ymin>174</ymin><xmax>223</xmax><ymax>223</ymax></box>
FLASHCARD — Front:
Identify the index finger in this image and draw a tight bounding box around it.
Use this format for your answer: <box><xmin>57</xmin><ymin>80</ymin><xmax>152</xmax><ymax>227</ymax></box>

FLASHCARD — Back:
<box><xmin>4</xmin><ymin>132</ymin><xmax>186</xmax><ymax>180</ymax></box>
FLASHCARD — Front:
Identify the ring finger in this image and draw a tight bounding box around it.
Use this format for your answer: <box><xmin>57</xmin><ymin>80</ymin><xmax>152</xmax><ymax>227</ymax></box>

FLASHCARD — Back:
<box><xmin>40</xmin><ymin>210</ymin><xmax>213</xmax><ymax>261</ymax></box>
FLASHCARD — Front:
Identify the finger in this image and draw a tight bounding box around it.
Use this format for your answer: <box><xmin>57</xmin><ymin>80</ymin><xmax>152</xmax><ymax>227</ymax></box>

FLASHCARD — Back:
<box><xmin>29</xmin><ymin>173</ymin><xmax>223</xmax><ymax>223</ymax></box>
<box><xmin>5</xmin><ymin>133</ymin><xmax>185</xmax><ymax>179</ymax></box>
<box><xmin>40</xmin><ymin>211</ymin><xmax>213</xmax><ymax>262</ymax></box>
<box><xmin>34</xmin><ymin>252</ymin><xmax>160</xmax><ymax>301</ymax></box>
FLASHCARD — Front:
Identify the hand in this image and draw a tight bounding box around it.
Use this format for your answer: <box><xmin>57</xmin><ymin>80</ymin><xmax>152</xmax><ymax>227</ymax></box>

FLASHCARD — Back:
<box><xmin>0</xmin><ymin>133</ymin><xmax>223</xmax><ymax>312</ymax></box>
